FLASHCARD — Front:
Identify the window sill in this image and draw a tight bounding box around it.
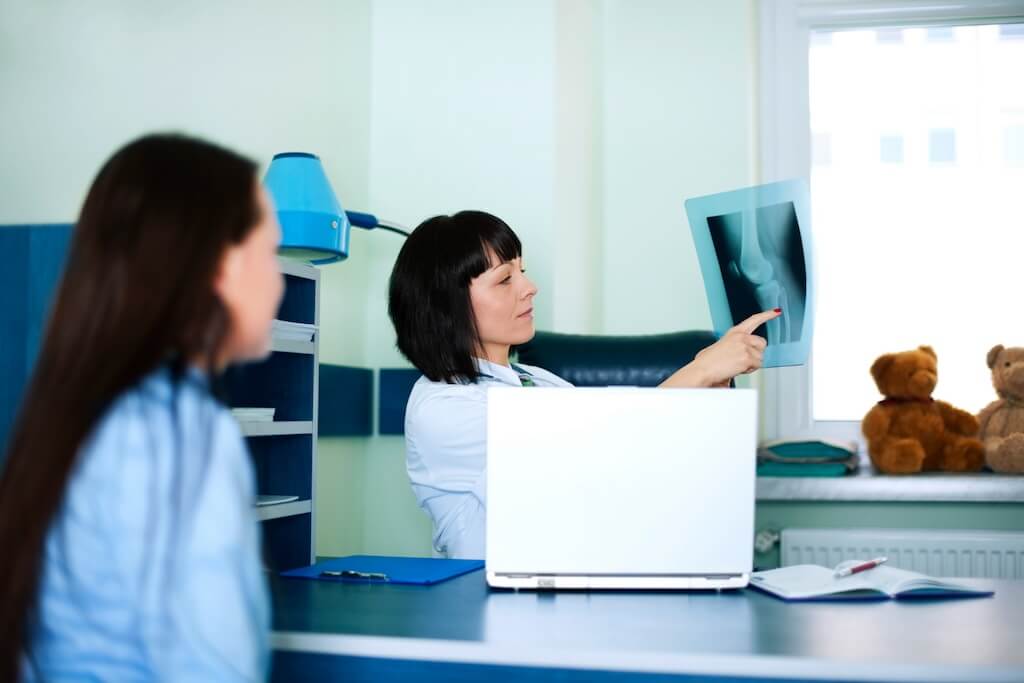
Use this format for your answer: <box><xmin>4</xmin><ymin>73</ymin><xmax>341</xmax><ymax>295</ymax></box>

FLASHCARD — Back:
<box><xmin>756</xmin><ymin>465</ymin><xmax>1024</xmax><ymax>503</ymax></box>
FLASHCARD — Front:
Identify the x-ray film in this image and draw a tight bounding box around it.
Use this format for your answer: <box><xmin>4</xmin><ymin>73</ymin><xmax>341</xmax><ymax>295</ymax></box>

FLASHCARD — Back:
<box><xmin>685</xmin><ymin>179</ymin><xmax>814</xmax><ymax>368</ymax></box>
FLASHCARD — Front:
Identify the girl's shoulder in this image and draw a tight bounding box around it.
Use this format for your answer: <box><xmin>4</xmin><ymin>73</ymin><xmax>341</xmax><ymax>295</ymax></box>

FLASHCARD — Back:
<box><xmin>77</xmin><ymin>366</ymin><xmax>241</xmax><ymax>489</ymax></box>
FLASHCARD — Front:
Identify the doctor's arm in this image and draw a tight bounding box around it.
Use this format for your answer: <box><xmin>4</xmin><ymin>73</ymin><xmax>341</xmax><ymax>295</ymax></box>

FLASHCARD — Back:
<box><xmin>659</xmin><ymin>310</ymin><xmax>779</xmax><ymax>388</ymax></box>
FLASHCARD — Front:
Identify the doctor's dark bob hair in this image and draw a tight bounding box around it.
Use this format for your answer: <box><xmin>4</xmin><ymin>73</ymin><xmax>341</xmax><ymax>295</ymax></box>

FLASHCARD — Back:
<box><xmin>388</xmin><ymin>210</ymin><xmax>522</xmax><ymax>383</ymax></box>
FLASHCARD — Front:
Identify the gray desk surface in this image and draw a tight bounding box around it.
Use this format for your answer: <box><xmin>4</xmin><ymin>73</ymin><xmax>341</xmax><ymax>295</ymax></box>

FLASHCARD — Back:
<box><xmin>270</xmin><ymin>571</ymin><xmax>1024</xmax><ymax>682</ymax></box>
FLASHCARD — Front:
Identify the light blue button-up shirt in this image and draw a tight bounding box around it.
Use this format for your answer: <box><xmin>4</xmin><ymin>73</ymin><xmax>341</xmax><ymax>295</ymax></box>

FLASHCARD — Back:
<box><xmin>24</xmin><ymin>366</ymin><xmax>269</xmax><ymax>682</ymax></box>
<box><xmin>404</xmin><ymin>358</ymin><xmax>572</xmax><ymax>559</ymax></box>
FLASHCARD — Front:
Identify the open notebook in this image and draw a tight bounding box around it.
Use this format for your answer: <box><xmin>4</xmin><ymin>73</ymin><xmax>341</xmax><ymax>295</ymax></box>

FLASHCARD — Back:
<box><xmin>750</xmin><ymin>564</ymin><xmax>994</xmax><ymax>601</ymax></box>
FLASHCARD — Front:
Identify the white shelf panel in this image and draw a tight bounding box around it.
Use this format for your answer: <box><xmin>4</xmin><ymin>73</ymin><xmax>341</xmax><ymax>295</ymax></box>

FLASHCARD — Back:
<box><xmin>278</xmin><ymin>257</ymin><xmax>319</xmax><ymax>280</ymax></box>
<box><xmin>256</xmin><ymin>499</ymin><xmax>312</xmax><ymax>522</ymax></box>
<box><xmin>240</xmin><ymin>421</ymin><xmax>314</xmax><ymax>437</ymax></box>
<box><xmin>272</xmin><ymin>318</ymin><xmax>319</xmax><ymax>330</ymax></box>
<box><xmin>270</xmin><ymin>337</ymin><xmax>315</xmax><ymax>355</ymax></box>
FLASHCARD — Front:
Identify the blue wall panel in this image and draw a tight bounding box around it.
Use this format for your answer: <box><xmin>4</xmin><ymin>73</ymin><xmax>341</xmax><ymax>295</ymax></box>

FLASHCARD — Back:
<box><xmin>319</xmin><ymin>364</ymin><xmax>373</xmax><ymax>436</ymax></box>
<box><xmin>378</xmin><ymin>368</ymin><xmax>421</xmax><ymax>435</ymax></box>
<box><xmin>0</xmin><ymin>224</ymin><xmax>73</xmax><ymax>456</ymax></box>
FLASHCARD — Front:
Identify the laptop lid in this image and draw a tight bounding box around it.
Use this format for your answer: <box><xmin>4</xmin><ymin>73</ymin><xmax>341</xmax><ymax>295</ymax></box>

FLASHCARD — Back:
<box><xmin>485</xmin><ymin>387</ymin><xmax>757</xmax><ymax>578</ymax></box>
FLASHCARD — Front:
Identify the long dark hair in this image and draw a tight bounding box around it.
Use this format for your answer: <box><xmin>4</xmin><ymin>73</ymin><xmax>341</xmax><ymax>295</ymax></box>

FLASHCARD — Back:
<box><xmin>0</xmin><ymin>133</ymin><xmax>260</xmax><ymax>678</ymax></box>
<box><xmin>388</xmin><ymin>210</ymin><xmax>521</xmax><ymax>383</ymax></box>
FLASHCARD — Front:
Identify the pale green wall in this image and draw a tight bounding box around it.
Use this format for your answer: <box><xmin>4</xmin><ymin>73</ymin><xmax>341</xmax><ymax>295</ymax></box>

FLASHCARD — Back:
<box><xmin>600</xmin><ymin>0</ymin><xmax>759</xmax><ymax>335</ymax></box>
<box><xmin>0</xmin><ymin>1</ymin><xmax>372</xmax><ymax>227</ymax></box>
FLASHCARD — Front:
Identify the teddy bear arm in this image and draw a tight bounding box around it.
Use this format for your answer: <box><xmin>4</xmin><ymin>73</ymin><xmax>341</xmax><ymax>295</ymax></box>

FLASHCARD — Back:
<box><xmin>977</xmin><ymin>402</ymin><xmax>998</xmax><ymax>437</ymax></box>
<box><xmin>861</xmin><ymin>406</ymin><xmax>890</xmax><ymax>442</ymax></box>
<box><xmin>935</xmin><ymin>400</ymin><xmax>980</xmax><ymax>436</ymax></box>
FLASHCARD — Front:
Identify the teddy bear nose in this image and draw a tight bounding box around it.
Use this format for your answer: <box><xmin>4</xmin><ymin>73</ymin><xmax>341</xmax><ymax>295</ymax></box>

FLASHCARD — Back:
<box><xmin>910</xmin><ymin>370</ymin><xmax>937</xmax><ymax>392</ymax></box>
<box><xmin>1009</xmin><ymin>364</ymin><xmax>1024</xmax><ymax>384</ymax></box>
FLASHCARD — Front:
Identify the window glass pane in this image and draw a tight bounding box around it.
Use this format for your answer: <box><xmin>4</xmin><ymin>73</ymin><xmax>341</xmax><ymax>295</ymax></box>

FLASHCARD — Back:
<box><xmin>811</xmin><ymin>30</ymin><xmax>833</xmax><ymax>46</ymax></box>
<box><xmin>809</xmin><ymin>24</ymin><xmax>1024</xmax><ymax>420</ymax></box>
<box><xmin>926</xmin><ymin>26</ymin><xmax>955</xmax><ymax>42</ymax></box>
<box><xmin>928</xmin><ymin>128</ymin><xmax>957</xmax><ymax>164</ymax></box>
<box><xmin>1006</xmin><ymin>125</ymin><xmax>1024</xmax><ymax>165</ymax></box>
<box><xmin>875</xmin><ymin>28</ymin><xmax>904</xmax><ymax>44</ymax></box>
<box><xmin>812</xmin><ymin>132</ymin><xmax>832</xmax><ymax>165</ymax></box>
<box><xmin>999</xmin><ymin>23</ymin><xmax>1024</xmax><ymax>39</ymax></box>
<box><xmin>879</xmin><ymin>134</ymin><xmax>904</xmax><ymax>163</ymax></box>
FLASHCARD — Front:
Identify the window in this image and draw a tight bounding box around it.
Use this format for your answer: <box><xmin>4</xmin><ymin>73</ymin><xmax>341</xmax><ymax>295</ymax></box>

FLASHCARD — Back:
<box><xmin>879</xmin><ymin>134</ymin><xmax>904</xmax><ymax>164</ymax></box>
<box><xmin>1006</xmin><ymin>125</ymin><xmax>1024</xmax><ymax>165</ymax></box>
<box><xmin>928</xmin><ymin>128</ymin><xmax>957</xmax><ymax>164</ymax></box>
<box><xmin>1000</xmin><ymin>23</ymin><xmax>1024</xmax><ymax>39</ymax></box>
<box><xmin>811</xmin><ymin>30</ymin><xmax>833</xmax><ymax>46</ymax></box>
<box><xmin>875</xmin><ymin>28</ymin><xmax>903</xmax><ymax>44</ymax></box>
<box><xmin>812</xmin><ymin>132</ymin><xmax>832</xmax><ymax>166</ymax></box>
<box><xmin>759</xmin><ymin>3</ymin><xmax>1024</xmax><ymax>442</ymax></box>
<box><xmin>926</xmin><ymin>26</ymin><xmax>955</xmax><ymax>42</ymax></box>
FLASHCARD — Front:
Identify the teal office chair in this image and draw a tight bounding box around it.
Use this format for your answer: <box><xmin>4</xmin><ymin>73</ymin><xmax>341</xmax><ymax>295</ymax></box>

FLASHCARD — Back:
<box><xmin>515</xmin><ymin>330</ymin><xmax>721</xmax><ymax>387</ymax></box>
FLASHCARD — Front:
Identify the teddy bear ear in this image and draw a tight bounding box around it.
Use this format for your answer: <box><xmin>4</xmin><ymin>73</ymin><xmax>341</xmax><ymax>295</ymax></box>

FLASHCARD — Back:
<box><xmin>870</xmin><ymin>354</ymin><xmax>896</xmax><ymax>382</ymax></box>
<box><xmin>987</xmin><ymin>344</ymin><xmax>1004</xmax><ymax>369</ymax></box>
<box><xmin>918</xmin><ymin>345</ymin><xmax>937</xmax><ymax>359</ymax></box>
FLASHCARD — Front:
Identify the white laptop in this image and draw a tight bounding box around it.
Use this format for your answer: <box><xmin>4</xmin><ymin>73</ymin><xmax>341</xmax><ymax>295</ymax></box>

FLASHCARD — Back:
<box><xmin>485</xmin><ymin>387</ymin><xmax>757</xmax><ymax>590</ymax></box>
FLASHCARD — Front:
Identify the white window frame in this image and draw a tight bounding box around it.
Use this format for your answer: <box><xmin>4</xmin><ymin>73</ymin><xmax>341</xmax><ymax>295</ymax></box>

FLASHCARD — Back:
<box><xmin>758</xmin><ymin>0</ymin><xmax>1024</xmax><ymax>445</ymax></box>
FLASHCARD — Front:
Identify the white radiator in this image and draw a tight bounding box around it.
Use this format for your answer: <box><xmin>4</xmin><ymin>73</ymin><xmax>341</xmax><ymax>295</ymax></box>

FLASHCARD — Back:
<box><xmin>780</xmin><ymin>528</ymin><xmax>1024</xmax><ymax>578</ymax></box>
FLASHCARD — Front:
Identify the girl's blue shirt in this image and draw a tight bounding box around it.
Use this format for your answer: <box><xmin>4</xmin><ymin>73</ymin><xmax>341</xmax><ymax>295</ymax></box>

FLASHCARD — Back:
<box><xmin>25</xmin><ymin>366</ymin><xmax>269</xmax><ymax>682</ymax></box>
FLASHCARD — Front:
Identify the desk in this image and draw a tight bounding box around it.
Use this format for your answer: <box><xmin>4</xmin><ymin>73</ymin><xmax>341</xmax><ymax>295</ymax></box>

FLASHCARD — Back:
<box><xmin>270</xmin><ymin>571</ymin><xmax>1024</xmax><ymax>683</ymax></box>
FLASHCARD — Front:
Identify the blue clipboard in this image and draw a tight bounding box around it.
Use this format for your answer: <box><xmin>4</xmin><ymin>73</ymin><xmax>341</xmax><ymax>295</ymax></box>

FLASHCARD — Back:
<box><xmin>280</xmin><ymin>555</ymin><xmax>484</xmax><ymax>585</ymax></box>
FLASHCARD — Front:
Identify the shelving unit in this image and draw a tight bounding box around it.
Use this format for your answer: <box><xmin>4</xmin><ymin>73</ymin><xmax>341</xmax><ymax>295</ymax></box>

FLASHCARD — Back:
<box><xmin>225</xmin><ymin>258</ymin><xmax>319</xmax><ymax>571</ymax></box>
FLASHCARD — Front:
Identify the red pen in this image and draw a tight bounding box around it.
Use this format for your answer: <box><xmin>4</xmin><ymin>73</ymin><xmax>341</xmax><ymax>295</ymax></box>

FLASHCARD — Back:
<box><xmin>834</xmin><ymin>556</ymin><xmax>888</xmax><ymax>578</ymax></box>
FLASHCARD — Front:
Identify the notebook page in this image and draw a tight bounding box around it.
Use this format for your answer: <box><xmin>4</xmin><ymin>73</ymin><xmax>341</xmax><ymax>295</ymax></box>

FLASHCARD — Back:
<box><xmin>849</xmin><ymin>565</ymin><xmax>981</xmax><ymax>596</ymax></box>
<box><xmin>751</xmin><ymin>565</ymin><xmax>886</xmax><ymax>599</ymax></box>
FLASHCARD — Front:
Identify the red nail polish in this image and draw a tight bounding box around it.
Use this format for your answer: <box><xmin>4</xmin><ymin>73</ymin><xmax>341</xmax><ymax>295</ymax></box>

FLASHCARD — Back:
<box><xmin>773</xmin><ymin>308</ymin><xmax>782</xmax><ymax>313</ymax></box>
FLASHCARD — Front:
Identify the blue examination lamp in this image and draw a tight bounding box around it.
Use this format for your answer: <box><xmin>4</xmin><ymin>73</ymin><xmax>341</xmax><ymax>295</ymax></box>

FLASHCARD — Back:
<box><xmin>263</xmin><ymin>152</ymin><xmax>408</xmax><ymax>265</ymax></box>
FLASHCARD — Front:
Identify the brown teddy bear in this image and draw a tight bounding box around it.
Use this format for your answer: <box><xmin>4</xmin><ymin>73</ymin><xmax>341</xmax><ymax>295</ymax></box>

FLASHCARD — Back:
<box><xmin>978</xmin><ymin>345</ymin><xmax>1024</xmax><ymax>473</ymax></box>
<box><xmin>862</xmin><ymin>345</ymin><xmax>984</xmax><ymax>474</ymax></box>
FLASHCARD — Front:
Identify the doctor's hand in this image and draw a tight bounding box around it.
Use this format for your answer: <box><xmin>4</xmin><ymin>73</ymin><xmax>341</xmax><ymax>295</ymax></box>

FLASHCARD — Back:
<box><xmin>659</xmin><ymin>309</ymin><xmax>780</xmax><ymax>389</ymax></box>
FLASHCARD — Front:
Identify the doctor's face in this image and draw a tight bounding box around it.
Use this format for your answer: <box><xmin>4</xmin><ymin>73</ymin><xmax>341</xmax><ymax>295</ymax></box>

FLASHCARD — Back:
<box><xmin>469</xmin><ymin>252</ymin><xmax>537</xmax><ymax>350</ymax></box>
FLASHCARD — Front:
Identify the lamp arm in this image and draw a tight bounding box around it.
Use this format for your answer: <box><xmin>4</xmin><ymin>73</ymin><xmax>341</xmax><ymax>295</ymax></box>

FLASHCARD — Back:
<box><xmin>376</xmin><ymin>222</ymin><xmax>411</xmax><ymax>237</ymax></box>
<box><xmin>344</xmin><ymin>211</ymin><xmax>410</xmax><ymax>237</ymax></box>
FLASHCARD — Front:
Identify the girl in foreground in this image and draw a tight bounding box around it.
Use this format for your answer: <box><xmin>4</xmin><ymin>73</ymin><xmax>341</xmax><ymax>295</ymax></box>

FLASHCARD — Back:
<box><xmin>0</xmin><ymin>134</ymin><xmax>283</xmax><ymax>681</ymax></box>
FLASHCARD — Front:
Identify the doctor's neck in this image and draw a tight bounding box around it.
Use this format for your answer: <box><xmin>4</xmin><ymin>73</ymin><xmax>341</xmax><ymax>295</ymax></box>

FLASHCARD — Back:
<box><xmin>478</xmin><ymin>342</ymin><xmax>512</xmax><ymax>368</ymax></box>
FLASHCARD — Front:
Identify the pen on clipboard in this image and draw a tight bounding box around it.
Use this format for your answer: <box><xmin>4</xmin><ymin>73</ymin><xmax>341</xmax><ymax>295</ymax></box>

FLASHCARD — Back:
<box><xmin>834</xmin><ymin>556</ymin><xmax>887</xmax><ymax>578</ymax></box>
<box><xmin>320</xmin><ymin>569</ymin><xmax>389</xmax><ymax>581</ymax></box>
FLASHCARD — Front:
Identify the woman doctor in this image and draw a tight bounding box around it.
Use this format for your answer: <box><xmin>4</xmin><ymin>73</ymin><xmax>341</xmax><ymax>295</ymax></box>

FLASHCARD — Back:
<box><xmin>387</xmin><ymin>210</ymin><xmax>779</xmax><ymax>559</ymax></box>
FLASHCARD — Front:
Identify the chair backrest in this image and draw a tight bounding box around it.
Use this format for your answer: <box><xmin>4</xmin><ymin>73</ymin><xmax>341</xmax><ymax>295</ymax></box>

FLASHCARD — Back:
<box><xmin>515</xmin><ymin>330</ymin><xmax>719</xmax><ymax>387</ymax></box>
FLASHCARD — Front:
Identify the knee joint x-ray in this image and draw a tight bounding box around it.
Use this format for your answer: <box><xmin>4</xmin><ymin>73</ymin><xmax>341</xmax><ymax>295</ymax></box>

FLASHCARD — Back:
<box><xmin>685</xmin><ymin>179</ymin><xmax>814</xmax><ymax>368</ymax></box>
